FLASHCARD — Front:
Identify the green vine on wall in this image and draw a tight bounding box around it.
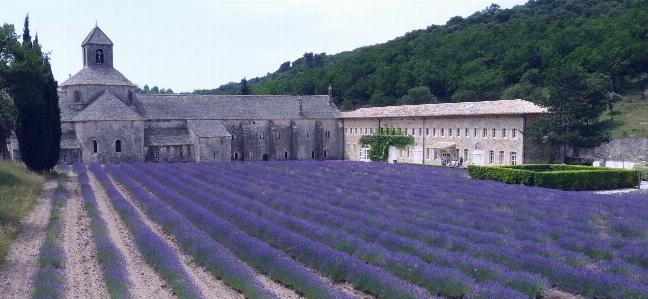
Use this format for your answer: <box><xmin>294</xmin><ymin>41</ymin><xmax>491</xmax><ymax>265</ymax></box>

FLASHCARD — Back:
<box><xmin>359</xmin><ymin>126</ymin><xmax>414</xmax><ymax>162</ymax></box>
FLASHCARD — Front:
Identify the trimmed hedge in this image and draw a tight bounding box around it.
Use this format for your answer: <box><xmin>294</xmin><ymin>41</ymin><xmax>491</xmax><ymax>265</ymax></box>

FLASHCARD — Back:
<box><xmin>468</xmin><ymin>164</ymin><xmax>638</xmax><ymax>191</ymax></box>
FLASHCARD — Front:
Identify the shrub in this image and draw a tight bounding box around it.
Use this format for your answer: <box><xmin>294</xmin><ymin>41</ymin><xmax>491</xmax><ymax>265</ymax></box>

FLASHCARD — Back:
<box><xmin>633</xmin><ymin>162</ymin><xmax>648</xmax><ymax>181</ymax></box>
<box><xmin>469</xmin><ymin>164</ymin><xmax>637</xmax><ymax>191</ymax></box>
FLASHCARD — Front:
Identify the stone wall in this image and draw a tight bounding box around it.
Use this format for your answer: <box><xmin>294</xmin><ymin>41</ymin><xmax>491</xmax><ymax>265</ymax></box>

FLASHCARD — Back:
<box><xmin>577</xmin><ymin>138</ymin><xmax>648</xmax><ymax>164</ymax></box>
<box><xmin>75</xmin><ymin>120</ymin><xmax>145</xmax><ymax>164</ymax></box>
<box><xmin>224</xmin><ymin>118</ymin><xmax>342</xmax><ymax>161</ymax></box>
<box><xmin>343</xmin><ymin>114</ymin><xmax>532</xmax><ymax>165</ymax></box>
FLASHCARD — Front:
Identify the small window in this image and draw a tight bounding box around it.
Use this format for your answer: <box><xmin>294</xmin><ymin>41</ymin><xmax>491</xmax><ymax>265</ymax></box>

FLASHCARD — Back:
<box><xmin>441</xmin><ymin>128</ymin><xmax>445</xmax><ymax>137</ymax></box>
<box><xmin>128</xmin><ymin>90</ymin><xmax>134</xmax><ymax>104</ymax></box>
<box><xmin>63</xmin><ymin>154</ymin><xmax>67</xmax><ymax>162</ymax></box>
<box><xmin>434</xmin><ymin>151</ymin><xmax>438</xmax><ymax>160</ymax></box>
<box><xmin>433</xmin><ymin>128</ymin><xmax>436</xmax><ymax>137</ymax></box>
<box><xmin>483</xmin><ymin>129</ymin><xmax>488</xmax><ymax>138</ymax></box>
<box><xmin>493</xmin><ymin>128</ymin><xmax>497</xmax><ymax>138</ymax></box>
<box><xmin>449</xmin><ymin>128</ymin><xmax>453</xmax><ymax>137</ymax></box>
<box><xmin>399</xmin><ymin>149</ymin><xmax>403</xmax><ymax>158</ymax></box>
<box><xmin>502</xmin><ymin>128</ymin><xmax>507</xmax><ymax>138</ymax></box>
<box><xmin>489</xmin><ymin>150</ymin><xmax>494</xmax><ymax>164</ymax></box>
<box><xmin>284</xmin><ymin>151</ymin><xmax>289</xmax><ymax>159</ymax></box>
<box><xmin>115</xmin><ymin>139</ymin><xmax>122</xmax><ymax>153</ymax></box>
<box><xmin>474</xmin><ymin>128</ymin><xmax>478</xmax><ymax>138</ymax></box>
<box><xmin>95</xmin><ymin>49</ymin><xmax>104</xmax><ymax>64</ymax></box>
<box><xmin>92</xmin><ymin>139</ymin><xmax>98</xmax><ymax>153</ymax></box>
<box><xmin>426</xmin><ymin>128</ymin><xmax>430</xmax><ymax>136</ymax></box>
<box><xmin>457</xmin><ymin>128</ymin><xmax>460</xmax><ymax>137</ymax></box>
<box><xmin>365</xmin><ymin>128</ymin><xmax>368</xmax><ymax>134</ymax></box>
<box><xmin>74</xmin><ymin>90</ymin><xmax>80</xmax><ymax>102</ymax></box>
<box><xmin>323</xmin><ymin>150</ymin><xmax>328</xmax><ymax>158</ymax></box>
<box><xmin>311</xmin><ymin>150</ymin><xmax>315</xmax><ymax>158</ymax></box>
<box><xmin>353</xmin><ymin>143</ymin><xmax>356</xmax><ymax>153</ymax></box>
<box><xmin>354</xmin><ymin>128</ymin><xmax>358</xmax><ymax>135</ymax></box>
<box><xmin>499</xmin><ymin>151</ymin><xmax>504</xmax><ymax>165</ymax></box>
<box><xmin>325</xmin><ymin>131</ymin><xmax>331</xmax><ymax>138</ymax></box>
<box><xmin>419</xmin><ymin>128</ymin><xmax>422</xmax><ymax>136</ymax></box>
<box><xmin>512</xmin><ymin>129</ymin><xmax>518</xmax><ymax>138</ymax></box>
<box><xmin>232</xmin><ymin>134</ymin><xmax>236</xmax><ymax>140</ymax></box>
<box><xmin>426</xmin><ymin>148</ymin><xmax>430</xmax><ymax>159</ymax></box>
<box><xmin>511</xmin><ymin>152</ymin><xmax>517</xmax><ymax>165</ymax></box>
<box><xmin>406</xmin><ymin>146</ymin><xmax>410</xmax><ymax>158</ymax></box>
<box><xmin>180</xmin><ymin>151</ymin><xmax>183</xmax><ymax>158</ymax></box>
<box><xmin>307</xmin><ymin>131</ymin><xmax>311</xmax><ymax>139</ymax></box>
<box><xmin>465</xmin><ymin>128</ymin><xmax>469</xmax><ymax>137</ymax></box>
<box><xmin>259</xmin><ymin>132</ymin><xmax>264</xmax><ymax>139</ymax></box>
<box><xmin>154</xmin><ymin>152</ymin><xmax>159</xmax><ymax>159</ymax></box>
<box><xmin>213</xmin><ymin>152</ymin><xmax>217</xmax><ymax>159</ymax></box>
<box><xmin>464</xmin><ymin>149</ymin><xmax>468</xmax><ymax>161</ymax></box>
<box><xmin>249</xmin><ymin>151</ymin><xmax>254</xmax><ymax>160</ymax></box>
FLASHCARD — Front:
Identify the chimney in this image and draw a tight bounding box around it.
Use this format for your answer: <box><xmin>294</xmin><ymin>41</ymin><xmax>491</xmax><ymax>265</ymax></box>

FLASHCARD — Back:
<box><xmin>298</xmin><ymin>96</ymin><xmax>304</xmax><ymax>117</ymax></box>
<box><xmin>328</xmin><ymin>84</ymin><xmax>333</xmax><ymax>106</ymax></box>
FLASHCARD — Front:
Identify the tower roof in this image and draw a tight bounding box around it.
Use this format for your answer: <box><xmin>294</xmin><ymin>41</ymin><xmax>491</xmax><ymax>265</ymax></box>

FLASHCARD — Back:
<box><xmin>81</xmin><ymin>25</ymin><xmax>113</xmax><ymax>46</ymax></box>
<box><xmin>60</xmin><ymin>66</ymin><xmax>135</xmax><ymax>87</ymax></box>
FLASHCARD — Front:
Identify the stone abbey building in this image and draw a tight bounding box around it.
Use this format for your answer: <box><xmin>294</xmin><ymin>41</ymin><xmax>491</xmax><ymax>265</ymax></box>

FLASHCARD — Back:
<box><xmin>57</xmin><ymin>26</ymin><xmax>343</xmax><ymax>164</ymax></box>
<box><xmin>19</xmin><ymin>25</ymin><xmax>546</xmax><ymax>165</ymax></box>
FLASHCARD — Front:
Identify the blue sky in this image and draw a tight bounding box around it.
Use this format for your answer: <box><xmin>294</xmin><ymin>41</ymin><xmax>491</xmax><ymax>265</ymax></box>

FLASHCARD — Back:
<box><xmin>1</xmin><ymin>0</ymin><xmax>527</xmax><ymax>93</ymax></box>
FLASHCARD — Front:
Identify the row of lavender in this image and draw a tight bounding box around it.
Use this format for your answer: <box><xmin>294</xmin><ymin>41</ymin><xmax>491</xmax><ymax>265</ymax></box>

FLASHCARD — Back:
<box><xmin>31</xmin><ymin>180</ymin><xmax>67</xmax><ymax>299</ymax></box>
<box><xmin>74</xmin><ymin>164</ymin><xmax>132</xmax><ymax>298</ymax></box>
<box><xmin>139</xmin><ymin>161</ymin><xmax>647</xmax><ymax>299</ymax></box>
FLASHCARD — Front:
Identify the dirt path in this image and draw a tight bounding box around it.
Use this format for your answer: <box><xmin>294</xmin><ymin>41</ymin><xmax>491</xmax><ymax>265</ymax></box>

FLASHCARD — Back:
<box><xmin>62</xmin><ymin>178</ymin><xmax>110</xmax><ymax>299</ymax></box>
<box><xmin>0</xmin><ymin>180</ymin><xmax>56</xmax><ymax>298</ymax></box>
<box><xmin>87</xmin><ymin>172</ymin><xmax>176</xmax><ymax>299</ymax></box>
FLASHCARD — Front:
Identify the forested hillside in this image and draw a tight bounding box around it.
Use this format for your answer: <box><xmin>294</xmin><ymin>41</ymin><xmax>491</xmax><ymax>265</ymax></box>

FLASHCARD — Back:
<box><xmin>198</xmin><ymin>0</ymin><xmax>648</xmax><ymax>112</ymax></box>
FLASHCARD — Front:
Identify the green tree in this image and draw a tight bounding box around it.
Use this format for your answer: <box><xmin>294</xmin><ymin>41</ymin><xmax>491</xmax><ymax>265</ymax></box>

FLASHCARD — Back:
<box><xmin>526</xmin><ymin>65</ymin><xmax>609</xmax><ymax>162</ymax></box>
<box><xmin>397</xmin><ymin>86</ymin><xmax>438</xmax><ymax>105</ymax></box>
<box><xmin>6</xmin><ymin>15</ymin><xmax>60</xmax><ymax>171</ymax></box>
<box><xmin>239</xmin><ymin>78</ymin><xmax>250</xmax><ymax>95</ymax></box>
<box><xmin>0</xmin><ymin>93</ymin><xmax>17</xmax><ymax>159</ymax></box>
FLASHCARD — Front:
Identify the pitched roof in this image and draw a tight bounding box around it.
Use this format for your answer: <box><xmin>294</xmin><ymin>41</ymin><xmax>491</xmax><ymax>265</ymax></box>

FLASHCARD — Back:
<box><xmin>341</xmin><ymin>99</ymin><xmax>547</xmax><ymax>118</ymax></box>
<box><xmin>138</xmin><ymin>95</ymin><xmax>340</xmax><ymax>120</ymax></box>
<box><xmin>187</xmin><ymin>120</ymin><xmax>231</xmax><ymax>137</ymax></box>
<box><xmin>81</xmin><ymin>26</ymin><xmax>113</xmax><ymax>46</ymax></box>
<box><xmin>60</xmin><ymin>66</ymin><xmax>135</xmax><ymax>87</ymax></box>
<box><xmin>74</xmin><ymin>91</ymin><xmax>143</xmax><ymax>121</ymax></box>
<box><xmin>144</xmin><ymin>128</ymin><xmax>191</xmax><ymax>146</ymax></box>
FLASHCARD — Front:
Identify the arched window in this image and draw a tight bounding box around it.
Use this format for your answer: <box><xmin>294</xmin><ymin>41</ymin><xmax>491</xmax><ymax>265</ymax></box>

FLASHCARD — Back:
<box><xmin>95</xmin><ymin>49</ymin><xmax>104</xmax><ymax>64</ymax></box>
<box><xmin>259</xmin><ymin>132</ymin><xmax>264</xmax><ymax>139</ymax></box>
<box><xmin>323</xmin><ymin>149</ymin><xmax>328</xmax><ymax>158</ymax></box>
<box><xmin>249</xmin><ymin>151</ymin><xmax>254</xmax><ymax>160</ymax></box>
<box><xmin>115</xmin><ymin>139</ymin><xmax>122</xmax><ymax>152</ymax></box>
<box><xmin>92</xmin><ymin>139</ymin><xmax>98</xmax><ymax>153</ymax></box>
<box><xmin>307</xmin><ymin>131</ymin><xmax>311</xmax><ymax>139</ymax></box>
<box><xmin>284</xmin><ymin>151</ymin><xmax>288</xmax><ymax>159</ymax></box>
<box><xmin>234</xmin><ymin>152</ymin><xmax>239</xmax><ymax>160</ymax></box>
<box><xmin>311</xmin><ymin>150</ymin><xmax>315</xmax><ymax>158</ymax></box>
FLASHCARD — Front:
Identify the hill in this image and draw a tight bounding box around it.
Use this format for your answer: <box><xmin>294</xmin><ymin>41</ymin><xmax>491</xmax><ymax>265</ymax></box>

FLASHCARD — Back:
<box><xmin>198</xmin><ymin>0</ymin><xmax>648</xmax><ymax>110</ymax></box>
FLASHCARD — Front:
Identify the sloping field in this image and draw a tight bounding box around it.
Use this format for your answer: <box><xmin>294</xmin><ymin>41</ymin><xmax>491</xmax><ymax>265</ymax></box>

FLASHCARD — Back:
<box><xmin>2</xmin><ymin>161</ymin><xmax>647</xmax><ymax>299</ymax></box>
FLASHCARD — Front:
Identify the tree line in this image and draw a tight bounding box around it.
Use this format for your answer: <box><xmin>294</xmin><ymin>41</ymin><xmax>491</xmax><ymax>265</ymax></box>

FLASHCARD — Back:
<box><xmin>0</xmin><ymin>15</ymin><xmax>61</xmax><ymax>172</ymax></box>
<box><xmin>211</xmin><ymin>0</ymin><xmax>648</xmax><ymax>112</ymax></box>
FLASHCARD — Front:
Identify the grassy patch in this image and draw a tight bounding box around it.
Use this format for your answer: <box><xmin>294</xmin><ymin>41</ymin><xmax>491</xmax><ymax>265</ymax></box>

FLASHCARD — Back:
<box><xmin>601</xmin><ymin>86</ymin><xmax>648</xmax><ymax>139</ymax></box>
<box><xmin>0</xmin><ymin>161</ymin><xmax>45</xmax><ymax>266</ymax></box>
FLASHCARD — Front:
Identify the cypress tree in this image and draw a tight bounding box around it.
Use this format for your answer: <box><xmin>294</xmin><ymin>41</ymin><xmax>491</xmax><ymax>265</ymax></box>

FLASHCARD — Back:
<box><xmin>9</xmin><ymin>15</ymin><xmax>54</xmax><ymax>171</ymax></box>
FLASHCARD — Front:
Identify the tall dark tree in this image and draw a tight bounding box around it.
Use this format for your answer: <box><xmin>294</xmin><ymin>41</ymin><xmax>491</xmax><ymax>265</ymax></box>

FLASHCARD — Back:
<box><xmin>526</xmin><ymin>65</ymin><xmax>609</xmax><ymax>162</ymax></box>
<box><xmin>239</xmin><ymin>78</ymin><xmax>250</xmax><ymax>95</ymax></box>
<box><xmin>7</xmin><ymin>15</ymin><xmax>59</xmax><ymax>171</ymax></box>
<box><xmin>0</xmin><ymin>92</ymin><xmax>17</xmax><ymax>159</ymax></box>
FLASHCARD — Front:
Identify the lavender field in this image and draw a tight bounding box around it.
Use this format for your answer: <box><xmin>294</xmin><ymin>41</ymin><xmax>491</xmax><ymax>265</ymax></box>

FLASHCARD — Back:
<box><xmin>102</xmin><ymin>161</ymin><xmax>648</xmax><ymax>299</ymax></box>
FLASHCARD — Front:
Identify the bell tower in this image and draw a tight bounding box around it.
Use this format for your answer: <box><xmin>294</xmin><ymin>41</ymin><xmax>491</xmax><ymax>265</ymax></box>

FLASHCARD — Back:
<box><xmin>81</xmin><ymin>25</ymin><xmax>114</xmax><ymax>67</ymax></box>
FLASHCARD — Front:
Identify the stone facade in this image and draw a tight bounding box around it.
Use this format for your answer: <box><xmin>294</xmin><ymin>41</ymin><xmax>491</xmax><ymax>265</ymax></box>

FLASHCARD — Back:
<box><xmin>341</xmin><ymin>100</ymin><xmax>547</xmax><ymax>165</ymax></box>
<box><xmin>55</xmin><ymin>26</ymin><xmax>342</xmax><ymax>164</ymax></box>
